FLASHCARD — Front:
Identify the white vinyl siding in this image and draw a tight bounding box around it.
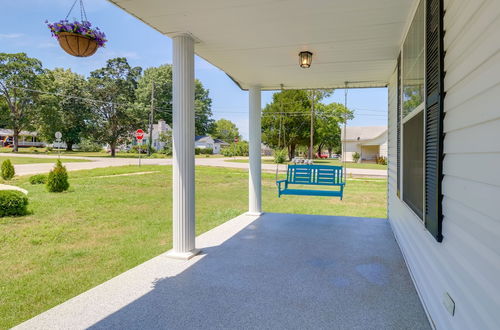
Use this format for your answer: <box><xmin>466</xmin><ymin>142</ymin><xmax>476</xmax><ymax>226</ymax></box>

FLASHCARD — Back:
<box><xmin>388</xmin><ymin>0</ymin><xmax>500</xmax><ymax>329</ymax></box>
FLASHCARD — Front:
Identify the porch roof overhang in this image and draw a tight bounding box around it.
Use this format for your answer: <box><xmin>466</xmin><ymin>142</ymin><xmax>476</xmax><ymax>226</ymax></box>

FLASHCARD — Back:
<box><xmin>108</xmin><ymin>0</ymin><xmax>416</xmax><ymax>90</ymax></box>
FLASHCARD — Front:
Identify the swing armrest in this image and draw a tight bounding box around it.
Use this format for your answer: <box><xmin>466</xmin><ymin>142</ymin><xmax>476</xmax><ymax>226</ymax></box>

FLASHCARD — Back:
<box><xmin>276</xmin><ymin>180</ymin><xmax>288</xmax><ymax>190</ymax></box>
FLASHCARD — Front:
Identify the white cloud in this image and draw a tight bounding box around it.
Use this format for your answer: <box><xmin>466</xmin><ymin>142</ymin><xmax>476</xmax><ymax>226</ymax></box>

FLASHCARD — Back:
<box><xmin>0</xmin><ymin>33</ymin><xmax>24</xmax><ymax>39</ymax></box>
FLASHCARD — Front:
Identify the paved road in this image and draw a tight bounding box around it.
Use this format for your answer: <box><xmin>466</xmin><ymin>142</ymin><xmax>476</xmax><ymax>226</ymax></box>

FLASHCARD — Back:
<box><xmin>0</xmin><ymin>153</ymin><xmax>387</xmax><ymax>178</ymax></box>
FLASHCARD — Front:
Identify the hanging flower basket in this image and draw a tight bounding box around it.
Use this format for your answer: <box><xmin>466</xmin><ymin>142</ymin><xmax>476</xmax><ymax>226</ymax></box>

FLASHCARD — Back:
<box><xmin>57</xmin><ymin>32</ymin><xmax>98</xmax><ymax>57</ymax></box>
<box><xmin>47</xmin><ymin>20</ymin><xmax>107</xmax><ymax>57</ymax></box>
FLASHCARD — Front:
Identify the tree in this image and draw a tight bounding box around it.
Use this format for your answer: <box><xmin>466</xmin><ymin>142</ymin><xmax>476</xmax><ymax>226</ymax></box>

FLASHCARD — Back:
<box><xmin>135</xmin><ymin>64</ymin><xmax>214</xmax><ymax>135</ymax></box>
<box><xmin>37</xmin><ymin>68</ymin><xmax>93</xmax><ymax>151</ymax></box>
<box><xmin>261</xmin><ymin>90</ymin><xmax>311</xmax><ymax>160</ymax></box>
<box><xmin>158</xmin><ymin>130</ymin><xmax>172</xmax><ymax>155</ymax></box>
<box><xmin>306</xmin><ymin>89</ymin><xmax>333</xmax><ymax>158</ymax></box>
<box><xmin>315</xmin><ymin>102</ymin><xmax>353</xmax><ymax>157</ymax></box>
<box><xmin>88</xmin><ymin>58</ymin><xmax>142</xmax><ymax>157</ymax></box>
<box><xmin>0</xmin><ymin>53</ymin><xmax>43</xmax><ymax>152</ymax></box>
<box><xmin>211</xmin><ymin>118</ymin><xmax>240</xmax><ymax>143</ymax></box>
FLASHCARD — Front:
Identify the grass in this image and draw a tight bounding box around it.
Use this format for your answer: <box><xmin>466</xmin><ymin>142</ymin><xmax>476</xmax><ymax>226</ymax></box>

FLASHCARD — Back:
<box><xmin>0</xmin><ymin>165</ymin><xmax>386</xmax><ymax>329</ymax></box>
<box><xmin>225</xmin><ymin>158</ymin><xmax>388</xmax><ymax>170</ymax></box>
<box><xmin>0</xmin><ymin>156</ymin><xmax>88</xmax><ymax>165</ymax></box>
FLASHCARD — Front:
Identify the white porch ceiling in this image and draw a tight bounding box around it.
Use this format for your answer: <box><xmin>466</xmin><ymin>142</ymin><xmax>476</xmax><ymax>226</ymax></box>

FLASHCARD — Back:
<box><xmin>109</xmin><ymin>0</ymin><xmax>416</xmax><ymax>90</ymax></box>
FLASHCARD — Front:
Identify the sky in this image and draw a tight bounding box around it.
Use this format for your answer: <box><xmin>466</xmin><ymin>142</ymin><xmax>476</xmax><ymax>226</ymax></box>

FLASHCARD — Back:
<box><xmin>0</xmin><ymin>0</ymin><xmax>388</xmax><ymax>139</ymax></box>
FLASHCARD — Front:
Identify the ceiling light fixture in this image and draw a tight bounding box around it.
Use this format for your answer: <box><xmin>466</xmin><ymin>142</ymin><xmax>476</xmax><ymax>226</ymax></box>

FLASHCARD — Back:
<box><xmin>299</xmin><ymin>51</ymin><xmax>313</xmax><ymax>68</ymax></box>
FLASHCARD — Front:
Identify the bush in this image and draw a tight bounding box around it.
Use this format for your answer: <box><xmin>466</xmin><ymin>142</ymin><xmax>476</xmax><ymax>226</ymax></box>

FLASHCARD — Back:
<box><xmin>273</xmin><ymin>149</ymin><xmax>287</xmax><ymax>164</ymax></box>
<box><xmin>376</xmin><ymin>156</ymin><xmax>387</xmax><ymax>165</ymax></box>
<box><xmin>29</xmin><ymin>174</ymin><xmax>48</xmax><ymax>185</ymax></box>
<box><xmin>1</xmin><ymin>159</ymin><xmax>15</xmax><ymax>180</ymax></box>
<box><xmin>195</xmin><ymin>147</ymin><xmax>213</xmax><ymax>155</ymax></box>
<box><xmin>47</xmin><ymin>160</ymin><xmax>69</xmax><ymax>192</ymax></box>
<box><xmin>0</xmin><ymin>190</ymin><xmax>28</xmax><ymax>217</ymax></box>
<box><xmin>352</xmin><ymin>152</ymin><xmax>361</xmax><ymax>163</ymax></box>
<box><xmin>221</xmin><ymin>142</ymin><xmax>249</xmax><ymax>157</ymax></box>
<box><xmin>78</xmin><ymin>139</ymin><xmax>103</xmax><ymax>152</ymax></box>
<box><xmin>129</xmin><ymin>144</ymin><xmax>155</xmax><ymax>154</ymax></box>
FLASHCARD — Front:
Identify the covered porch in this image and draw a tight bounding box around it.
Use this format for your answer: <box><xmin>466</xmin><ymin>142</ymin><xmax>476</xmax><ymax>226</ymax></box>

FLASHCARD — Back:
<box><xmin>16</xmin><ymin>213</ymin><xmax>430</xmax><ymax>329</ymax></box>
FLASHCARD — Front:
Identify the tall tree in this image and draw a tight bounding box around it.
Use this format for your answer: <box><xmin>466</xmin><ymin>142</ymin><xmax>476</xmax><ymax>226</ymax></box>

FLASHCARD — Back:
<box><xmin>37</xmin><ymin>68</ymin><xmax>93</xmax><ymax>150</ymax></box>
<box><xmin>211</xmin><ymin>118</ymin><xmax>240</xmax><ymax>143</ymax></box>
<box><xmin>135</xmin><ymin>64</ymin><xmax>214</xmax><ymax>135</ymax></box>
<box><xmin>261</xmin><ymin>90</ymin><xmax>311</xmax><ymax>160</ymax></box>
<box><xmin>88</xmin><ymin>58</ymin><xmax>142</xmax><ymax>157</ymax></box>
<box><xmin>315</xmin><ymin>102</ymin><xmax>353</xmax><ymax>156</ymax></box>
<box><xmin>306</xmin><ymin>89</ymin><xmax>334</xmax><ymax>158</ymax></box>
<box><xmin>0</xmin><ymin>53</ymin><xmax>43</xmax><ymax>151</ymax></box>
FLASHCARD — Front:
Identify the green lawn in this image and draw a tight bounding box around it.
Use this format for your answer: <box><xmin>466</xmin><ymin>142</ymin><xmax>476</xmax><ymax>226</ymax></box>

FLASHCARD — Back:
<box><xmin>0</xmin><ymin>165</ymin><xmax>386</xmax><ymax>328</ymax></box>
<box><xmin>0</xmin><ymin>156</ymin><xmax>89</xmax><ymax>165</ymax></box>
<box><xmin>225</xmin><ymin>158</ymin><xmax>388</xmax><ymax>170</ymax></box>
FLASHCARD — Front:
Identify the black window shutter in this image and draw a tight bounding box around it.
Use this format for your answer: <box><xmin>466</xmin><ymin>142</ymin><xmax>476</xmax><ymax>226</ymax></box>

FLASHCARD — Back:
<box><xmin>396</xmin><ymin>53</ymin><xmax>401</xmax><ymax>198</ymax></box>
<box><xmin>425</xmin><ymin>0</ymin><xmax>445</xmax><ymax>242</ymax></box>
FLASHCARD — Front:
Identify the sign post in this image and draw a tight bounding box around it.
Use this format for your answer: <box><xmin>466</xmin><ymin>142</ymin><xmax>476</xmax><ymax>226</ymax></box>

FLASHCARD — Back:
<box><xmin>55</xmin><ymin>131</ymin><xmax>62</xmax><ymax>159</ymax></box>
<box><xmin>135</xmin><ymin>129</ymin><xmax>145</xmax><ymax>166</ymax></box>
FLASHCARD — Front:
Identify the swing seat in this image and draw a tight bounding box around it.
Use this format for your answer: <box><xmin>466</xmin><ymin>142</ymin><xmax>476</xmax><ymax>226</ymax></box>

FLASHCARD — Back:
<box><xmin>277</xmin><ymin>165</ymin><xmax>345</xmax><ymax>200</ymax></box>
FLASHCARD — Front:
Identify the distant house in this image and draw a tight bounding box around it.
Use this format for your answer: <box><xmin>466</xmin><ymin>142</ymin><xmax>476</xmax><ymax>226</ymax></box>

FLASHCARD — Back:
<box><xmin>142</xmin><ymin>120</ymin><xmax>171</xmax><ymax>151</ymax></box>
<box><xmin>195</xmin><ymin>136</ymin><xmax>229</xmax><ymax>154</ymax></box>
<box><xmin>0</xmin><ymin>128</ymin><xmax>45</xmax><ymax>148</ymax></box>
<box><xmin>341</xmin><ymin>126</ymin><xmax>387</xmax><ymax>162</ymax></box>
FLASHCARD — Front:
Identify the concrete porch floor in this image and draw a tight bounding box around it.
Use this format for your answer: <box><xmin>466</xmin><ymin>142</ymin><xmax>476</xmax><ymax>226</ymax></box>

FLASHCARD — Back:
<box><xmin>16</xmin><ymin>213</ymin><xmax>431</xmax><ymax>330</ymax></box>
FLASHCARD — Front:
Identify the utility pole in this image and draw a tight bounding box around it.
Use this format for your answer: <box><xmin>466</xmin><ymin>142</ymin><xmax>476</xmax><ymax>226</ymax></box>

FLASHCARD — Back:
<box><xmin>148</xmin><ymin>82</ymin><xmax>155</xmax><ymax>156</ymax></box>
<box><xmin>309</xmin><ymin>89</ymin><xmax>315</xmax><ymax>160</ymax></box>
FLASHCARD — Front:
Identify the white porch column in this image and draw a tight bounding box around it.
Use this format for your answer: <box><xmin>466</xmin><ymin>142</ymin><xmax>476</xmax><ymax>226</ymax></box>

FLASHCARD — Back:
<box><xmin>247</xmin><ymin>86</ymin><xmax>262</xmax><ymax>215</ymax></box>
<box><xmin>168</xmin><ymin>34</ymin><xmax>199</xmax><ymax>260</ymax></box>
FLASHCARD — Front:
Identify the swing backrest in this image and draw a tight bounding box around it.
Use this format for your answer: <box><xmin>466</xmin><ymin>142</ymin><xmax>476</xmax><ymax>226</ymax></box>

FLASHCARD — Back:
<box><xmin>286</xmin><ymin>165</ymin><xmax>344</xmax><ymax>186</ymax></box>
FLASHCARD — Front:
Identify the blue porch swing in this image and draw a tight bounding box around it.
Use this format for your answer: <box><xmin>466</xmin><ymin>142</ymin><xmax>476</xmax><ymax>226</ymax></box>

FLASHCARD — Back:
<box><xmin>275</xmin><ymin>84</ymin><xmax>349</xmax><ymax>200</ymax></box>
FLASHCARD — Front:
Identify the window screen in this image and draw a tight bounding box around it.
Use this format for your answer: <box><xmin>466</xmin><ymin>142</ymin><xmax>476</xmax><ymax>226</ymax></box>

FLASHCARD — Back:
<box><xmin>403</xmin><ymin>111</ymin><xmax>424</xmax><ymax>219</ymax></box>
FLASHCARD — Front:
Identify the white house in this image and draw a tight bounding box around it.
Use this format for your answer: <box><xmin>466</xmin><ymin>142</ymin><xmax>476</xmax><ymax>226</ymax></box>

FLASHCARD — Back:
<box><xmin>341</xmin><ymin>126</ymin><xmax>388</xmax><ymax>162</ymax></box>
<box><xmin>0</xmin><ymin>128</ymin><xmax>45</xmax><ymax>148</ymax></box>
<box><xmin>142</xmin><ymin>119</ymin><xmax>171</xmax><ymax>151</ymax></box>
<box><xmin>194</xmin><ymin>135</ymin><xmax>228</xmax><ymax>154</ymax></box>
<box><xmin>20</xmin><ymin>0</ymin><xmax>500</xmax><ymax>329</ymax></box>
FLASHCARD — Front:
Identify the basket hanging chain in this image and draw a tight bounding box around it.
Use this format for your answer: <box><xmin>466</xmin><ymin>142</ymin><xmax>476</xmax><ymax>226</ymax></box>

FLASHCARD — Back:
<box><xmin>65</xmin><ymin>0</ymin><xmax>88</xmax><ymax>21</ymax></box>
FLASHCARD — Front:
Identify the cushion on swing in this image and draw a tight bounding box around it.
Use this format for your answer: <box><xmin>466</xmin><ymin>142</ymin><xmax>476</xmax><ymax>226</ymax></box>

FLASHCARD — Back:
<box><xmin>277</xmin><ymin>165</ymin><xmax>345</xmax><ymax>199</ymax></box>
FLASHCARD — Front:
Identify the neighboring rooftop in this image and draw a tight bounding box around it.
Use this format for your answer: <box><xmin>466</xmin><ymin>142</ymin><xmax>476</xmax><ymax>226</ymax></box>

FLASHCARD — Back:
<box><xmin>0</xmin><ymin>129</ymin><xmax>38</xmax><ymax>136</ymax></box>
<box><xmin>341</xmin><ymin>126</ymin><xmax>387</xmax><ymax>141</ymax></box>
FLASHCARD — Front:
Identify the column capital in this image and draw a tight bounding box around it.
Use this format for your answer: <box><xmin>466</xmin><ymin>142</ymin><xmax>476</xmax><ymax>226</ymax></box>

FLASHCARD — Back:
<box><xmin>170</xmin><ymin>32</ymin><xmax>199</xmax><ymax>43</ymax></box>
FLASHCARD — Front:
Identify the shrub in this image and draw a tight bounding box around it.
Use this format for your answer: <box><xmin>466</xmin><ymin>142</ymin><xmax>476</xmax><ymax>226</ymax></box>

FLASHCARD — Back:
<box><xmin>352</xmin><ymin>152</ymin><xmax>361</xmax><ymax>163</ymax></box>
<box><xmin>273</xmin><ymin>149</ymin><xmax>287</xmax><ymax>164</ymax></box>
<box><xmin>221</xmin><ymin>142</ymin><xmax>249</xmax><ymax>157</ymax></box>
<box><xmin>1</xmin><ymin>159</ymin><xmax>15</xmax><ymax>180</ymax></box>
<box><xmin>78</xmin><ymin>139</ymin><xmax>103</xmax><ymax>152</ymax></box>
<box><xmin>29</xmin><ymin>174</ymin><xmax>48</xmax><ymax>185</ymax></box>
<box><xmin>195</xmin><ymin>148</ymin><xmax>213</xmax><ymax>155</ymax></box>
<box><xmin>129</xmin><ymin>144</ymin><xmax>155</xmax><ymax>154</ymax></box>
<box><xmin>376</xmin><ymin>156</ymin><xmax>387</xmax><ymax>165</ymax></box>
<box><xmin>0</xmin><ymin>190</ymin><xmax>28</xmax><ymax>217</ymax></box>
<box><xmin>47</xmin><ymin>160</ymin><xmax>70</xmax><ymax>192</ymax></box>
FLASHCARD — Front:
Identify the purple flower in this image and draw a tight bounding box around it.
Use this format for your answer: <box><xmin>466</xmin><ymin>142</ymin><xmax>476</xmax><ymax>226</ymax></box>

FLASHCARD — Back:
<box><xmin>46</xmin><ymin>19</ymin><xmax>107</xmax><ymax>47</ymax></box>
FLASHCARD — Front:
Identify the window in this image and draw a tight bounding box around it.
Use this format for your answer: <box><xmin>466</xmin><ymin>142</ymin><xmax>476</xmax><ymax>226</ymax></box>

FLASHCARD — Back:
<box><xmin>403</xmin><ymin>111</ymin><xmax>424</xmax><ymax>218</ymax></box>
<box><xmin>401</xmin><ymin>0</ymin><xmax>425</xmax><ymax>220</ymax></box>
<box><xmin>403</xmin><ymin>0</ymin><xmax>425</xmax><ymax>118</ymax></box>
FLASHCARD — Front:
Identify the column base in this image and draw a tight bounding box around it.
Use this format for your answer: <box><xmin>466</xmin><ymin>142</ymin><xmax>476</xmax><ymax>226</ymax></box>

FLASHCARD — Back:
<box><xmin>245</xmin><ymin>211</ymin><xmax>264</xmax><ymax>217</ymax></box>
<box><xmin>166</xmin><ymin>248</ymin><xmax>201</xmax><ymax>260</ymax></box>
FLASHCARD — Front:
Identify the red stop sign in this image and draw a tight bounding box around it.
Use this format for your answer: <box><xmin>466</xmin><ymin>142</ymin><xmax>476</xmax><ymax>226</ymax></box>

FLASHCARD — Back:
<box><xmin>135</xmin><ymin>129</ymin><xmax>145</xmax><ymax>140</ymax></box>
